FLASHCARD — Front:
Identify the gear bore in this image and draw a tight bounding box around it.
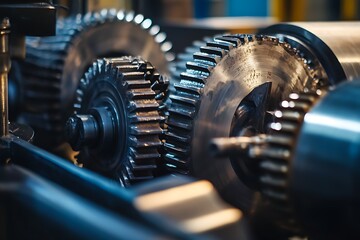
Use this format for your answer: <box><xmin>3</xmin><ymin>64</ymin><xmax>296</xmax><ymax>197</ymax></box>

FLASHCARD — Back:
<box><xmin>21</xmin><ymin>9</ymin><xmax>173</xmax><ymax>149</ymax></box>
<box><xmin>66</xmin><ymin>57</ymin><xmax>168</xmax><ymax>186</ymax></box>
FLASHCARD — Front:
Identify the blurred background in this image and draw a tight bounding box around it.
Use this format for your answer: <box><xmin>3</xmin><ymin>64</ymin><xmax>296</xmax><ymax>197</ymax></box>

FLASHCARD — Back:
<box><xmin>55</xmin><ymin>0</ymin><xmax>360</xmax><ymax>21</ymax></box>
<box><xmin>53</xmin><ymin>0</ymin><xmax>360</xmax><ymax>53</ymax></box>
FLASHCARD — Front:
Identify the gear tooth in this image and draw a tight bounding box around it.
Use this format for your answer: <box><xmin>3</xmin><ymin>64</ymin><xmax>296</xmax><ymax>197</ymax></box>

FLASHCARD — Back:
<box><xmin>166</xmin><ymin>115</ymin><xmax>193</xmax><ymax>131</ymax></box>
<box><xmin>149</xmin><ymin>25</ymin><xmax>160</xmax><ymax>36</ymax></box>
<box><xmin>186</xmin><ymin>61</ymin><xmax>213</xmax><ymax>74</ymax></box>
<box><xmin>260</xmin><ymin>175</ymin><xmax>287</xmax><ymax>188</ymax></box>
<box><xmin>128</xmin><ymin>100</ymin><xmax>159</xmax><ymax>112</ymax></box>
<box><xmin>130</xmin><ymin>148</ymin><xmax>161</xmax><ymax>160</ymax></box>
<box><xmin>169</xmin><ymin>93</ymin><xmax>198</xmax><ymax>106</ymax></box>
<box><xmin>200</xmin><ymin>46</ymin><xmax>226</xmax><ymax>57</ymax></box>
<box><xmin>125</xmin><ymin>11</ymin><xmax>135</xmax><ymax>22</ymax></box>
<box><xmin>165</xmin><ymin>130</ymin><xmax>191</xmax><ymax>143</ymax></box>
<box><xmin>214</xmin><ymin>36</ymin><xmax>240</xmax><ymax>46</ymax></box>
<box><xmin>129</xmin><ymin>112</ymin><xmax>164</xmax><ymax>123</ymax></box>
<box><xmin>116</xmin><ymin>9</ymin><xmax>125</xmax><ymax>20</ymax></box>
<box><xmin>141</xmin><ymin>18</ymin><xmax>152</xmax><ymax>29</ymax></box>
<box><xmin>164</xmin><ymin>154</ymin><xmax>189</xmax><ymax>173</ymax></box>
<box><xmin>193</xmin><ymin>52</ymin><xmax>221</xmax><ymax>64</ymax></box>
<box><xmin>127</xmin><ymin>89</ymin><xmax>156</xmax><ymax>100</ymax></box>
<box><xmin>129</xmin><ymin>136</ymin><xmax>162</xmax><ymax>148</ymax></box>
<box><xmin>207</xmin><ymin>41</ymin><xmax>233</xmax><ymax>51</ymax></box>
<box><xmin>108</xmin><ymin>8</ymin><xmax>117</xmax><ymax>19</ymax></box>
<box><xmin>129</xmin><ymin>124</ymin><xmax>163</xmax><ymax>136</ymax></box>
<box><xmin>173</xmin><ymin>82</ymin><xmax>202</xmax><ymax>95</ymax></box>
<box><xmin>259</xmin><ymin>160</ymin><xmax>289</xmax><ymax>174</ymax></box>
<box><xmin>134</xmin><ymin>14</ymin><xmax>145</xmax><ymax>24</ymax></box>
<box><xmin>180</xmin><ymin>72</ymin><xmax>206</xmax><ymax>84</ymax></box>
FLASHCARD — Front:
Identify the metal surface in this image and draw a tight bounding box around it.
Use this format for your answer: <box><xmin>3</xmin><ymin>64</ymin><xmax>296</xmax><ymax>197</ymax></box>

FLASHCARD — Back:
<box><xmin>21</xmin><ymin>9</ymin><xmax>173</xmax><ymax>149</ymax></box>
<box><xmin>4</xmin><ymin>136</ymin><xmax>200</xmax><ymax>240</ymax></box>
<box><xmin>67</xmin><ymin>57</ymin><xmax>167</xmax><ymax>186</ymax></box>
<box><xmin>0</xmin><ymin>18</ymin><xmax>10</xmax><ymax>137</ymax></box>
<box><xmin>0</xmin><ymin>165</ymin><xmax>163</xmax><ymax>240</ymax></box>
<box><xmin>261</xmin><ymin>22</ymin><xmax>360</xmax><ymax>84</ymax></box>
<box><xmin>2</xmin><ymin>133</ymin><xmax>245</xmax><ymax>239</ymax></box>
<box><xmin>165</xmin><ymin>34</ymin><xmax>323</xmax><ymax>210</ymax></box>
<box><xmin>290</xmin><ymin>80</ymin><xmax>360</xmax><ymax>238</ymax></box>
<box><xmin>134</xmin><ymin>176</ymin><xmax>250</xmax><ymax>240</ymax></box>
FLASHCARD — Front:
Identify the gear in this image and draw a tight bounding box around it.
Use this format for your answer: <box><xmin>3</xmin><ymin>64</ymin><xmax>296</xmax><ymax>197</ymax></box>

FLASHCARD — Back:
<box><xmin>248</xmin><ymin>90</ymin><xmax>323</xmax><ymax>233</ymax></box>
<box><xmin>20</xmin><ymin>9</ymin><xmax>173</xmax><ymax>149</ymax></box>
<box><xmin>164</xmin><ymin>34</ymin><xmax>325</xmax><ymax>209</ymax></box>
<box><xmin>254</xmin><ymin>91</ymin><xmax>322</xmax><ymax>204</ymax></box>
<box><xmin>66</xmin><ymin>57</ymin><xmax>167</xmax><ymax>186</ymax></box>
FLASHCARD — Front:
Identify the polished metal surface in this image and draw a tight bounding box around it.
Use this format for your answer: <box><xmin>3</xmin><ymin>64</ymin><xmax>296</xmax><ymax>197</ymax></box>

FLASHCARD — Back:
<box><xmin>165</xmin><ymin>34</ymin><xmax>322</xmax><ymax>210</ymax></box>
<box><xmin>135</xmin><ymin>179</ymin><xmax>247</xmax><ymax>240</ymax></box>
<box><xmin>191</xmin><ymin>38</ymin><xmax>317</xmax><ymax>192</ymax></box>
<box><xmin>0</xmin><ymin>18</ymin><xmax>10</xmax><ymax>137</ymax></box>
<box><xmin>261</xmin><ymin>22</ymin><xmax>360</xmax><ymax>84</ymax></box>
<box><xmin>291</xmin><ymin>80</ymin><xmax>360</xmax><ymax>238</ymax></box>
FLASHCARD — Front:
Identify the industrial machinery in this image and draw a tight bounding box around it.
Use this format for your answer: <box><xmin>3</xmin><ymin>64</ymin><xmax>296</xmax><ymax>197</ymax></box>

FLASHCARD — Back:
<box><xmin>2</xmin><ymin>1</ymin><xmax>360</xmax><ymax>239</ymax></box>
<box><xmin>210</xmin><ymin>80</ymin><xmax>360</xmax><ymax>239</ymax></box>
<box><xmin>19</xmin><ymin>9</ymin><xmax>173</xmax><ymax>149</ymax></box>
<box><xmin>65</xmin><ymin>56</ymin><xmax>168</xmax><ymax>186</ymax></box>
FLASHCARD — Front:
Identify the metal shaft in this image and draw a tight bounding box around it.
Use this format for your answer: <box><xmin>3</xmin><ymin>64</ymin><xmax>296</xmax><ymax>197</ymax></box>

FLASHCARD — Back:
<box><xmin>0</xmin><ymin>18</ymin><xmax>10</xmax><ymax>137</ymax></box>
<box><xmin>209</xmin><ymin>135</ymin><xmax>267</xmax><ymax>157</ymax></box>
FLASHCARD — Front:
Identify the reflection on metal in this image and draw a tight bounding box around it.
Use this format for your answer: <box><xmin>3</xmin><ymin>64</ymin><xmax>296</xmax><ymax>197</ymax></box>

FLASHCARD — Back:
<box><xmin>0</xmin><ymin>18</ymin><xmax>10</xmax><ymax>137</ymax></box>
<box><xmin>211</xmin><ymin>80</ymin><xmax>360</xmax><ymax>238</ymax></box>
<box><xmin>165</xmin><ymin>33</ymin><xmax>323</xmax><ymax>211</ymax></box>
<box><xmin>261</xmin><ymin>22</ymin><xmax>360</xmax><ymax>83</ymax></box>
<box><xmin>136</xmin><ymin>180</ymin><xmax>244</xmax><ymax>239</ymax></box>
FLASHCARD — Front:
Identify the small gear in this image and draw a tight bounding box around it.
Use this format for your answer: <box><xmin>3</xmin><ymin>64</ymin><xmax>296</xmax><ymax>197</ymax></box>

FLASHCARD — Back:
<box><xmin>66</xmin><ymin>57</ymin><xmax>167</xmax><ymax>186</ymax></box>
<box><xmin>255</xmin><ymin>91</ymin><xmax>322</xmax><ymax>203</ymax></box>
<box><xmin>20</xmin><ymin>9</ymin><xmax>173</xmax><ymax>149</ymax></box>
<box><xmin>164</xmin><ymin>34</ymin><xmax>326</xmax><ymax>209</ymax></box>
<box><xmin>249</xmin><ymin>90</ymin><xmax>323</xmax><ymax>233</ymax></box>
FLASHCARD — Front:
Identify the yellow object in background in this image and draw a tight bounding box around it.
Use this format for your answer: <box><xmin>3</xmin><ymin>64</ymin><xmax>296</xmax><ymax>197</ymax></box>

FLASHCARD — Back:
<box><xmin>270</xmin><ymin>0</ymin><xmax>307</xmax><ymax>21</ymax></box>
<box><xmin>87</xmin><ymin>0</ymin><xmax>130</xmax><ymax>11</ymax></box>
<box><xmin>270</xmin><ymin>0</ymin><xmax>359</xmax><ymax>21</ymax></box>
<box><xmin>342</xmin><ymin>0</ymin><xmax>357</xmax><ymax>20</ymax></box>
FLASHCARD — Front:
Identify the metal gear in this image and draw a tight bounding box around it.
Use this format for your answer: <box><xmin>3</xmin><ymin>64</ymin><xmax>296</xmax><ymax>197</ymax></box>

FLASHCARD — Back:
<box><xmin>65</xmin><ymin>57</ymin><xmax>168</xmax><ymax>186</ymax></box>
<box><xmin>164</xmin><ymin>34</ymin><xmax>325</xmax><ymax>209</ymax></box>
<box><xmin>170</xmin><ymin>37</ymin><xmax>211</xmax><ymax>92</ymax></box>
<box><xmin>249</xmin><ymin>90</ymin><xmax>323</xmax><ymax>234</ymax></box>
<box><xmin>252</xmin><ymin>91</ymin><xmax>322</xmax><ymax>204</ymax></box>
<box><xmin>20</xmin><ymin>9</ymin><xmax>173</xmax><ymax>149</ymax></box>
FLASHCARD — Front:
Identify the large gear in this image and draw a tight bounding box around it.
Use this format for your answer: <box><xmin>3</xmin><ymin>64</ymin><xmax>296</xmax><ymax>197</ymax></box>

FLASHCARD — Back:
<box><xmin>66</xmin><ymin>57</ymin><xmax>167</xmax><ymax>186</ymax></box>
<box><xmin>20</xmin><ymin>9</ymin><xmax>173</xmax><ymax>149</ymax></box>
<box><xmin>164</xmin><ymin>34</ymin><xmax>326</xmax><ymax>209</ymax></box>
